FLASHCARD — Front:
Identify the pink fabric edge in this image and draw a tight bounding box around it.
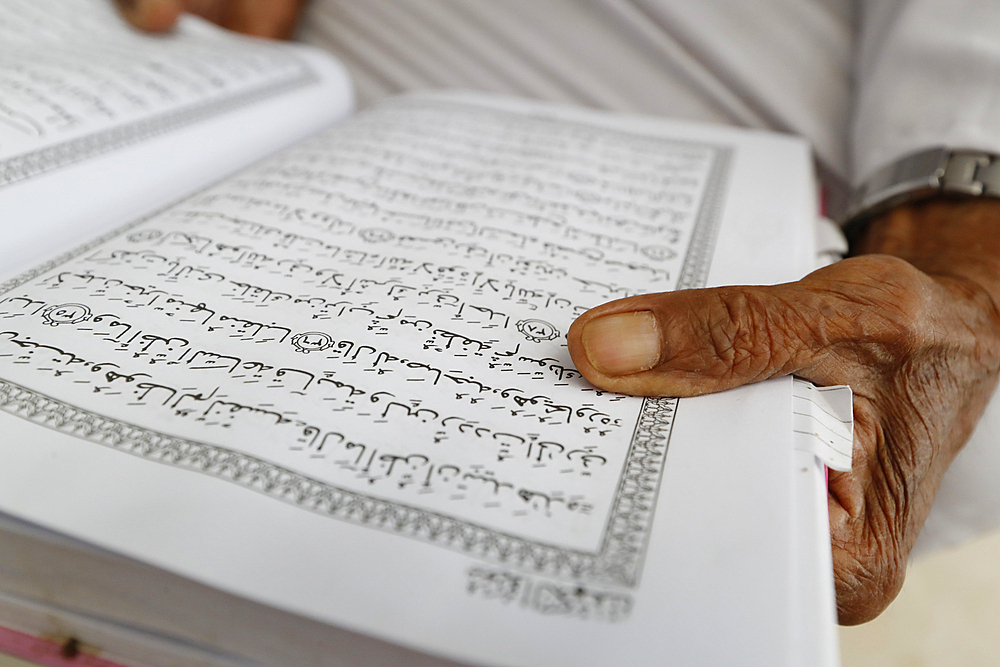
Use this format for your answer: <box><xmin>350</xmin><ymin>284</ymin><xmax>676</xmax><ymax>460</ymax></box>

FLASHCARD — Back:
<box><xmin>0</xmin><ymin>625</ymin><xmax>131</xmax><ymax>667</ymax></box>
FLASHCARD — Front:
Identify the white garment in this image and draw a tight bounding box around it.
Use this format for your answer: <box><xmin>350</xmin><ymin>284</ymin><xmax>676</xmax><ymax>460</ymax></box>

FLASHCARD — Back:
<box><xmin>299</xmin><ymin>0</ymin><xmax>1000</xmax><ymax>555</ymax></box>
<box><xmin>300</xmin><ymin>0</ymin><xmax>852</xmax><ymax>188</ymax></box>
<box><xmin>856</xmin><ymin>1</ymin><xmax>1000</xmax><ymax>184</ymax></box>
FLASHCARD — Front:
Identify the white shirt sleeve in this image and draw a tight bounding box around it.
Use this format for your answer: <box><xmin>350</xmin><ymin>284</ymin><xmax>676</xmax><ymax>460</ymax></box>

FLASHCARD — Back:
<box><xmin>853</xmin><ymin>0</ymin><xmax>1000</xmax><ymax>184</ymax></box>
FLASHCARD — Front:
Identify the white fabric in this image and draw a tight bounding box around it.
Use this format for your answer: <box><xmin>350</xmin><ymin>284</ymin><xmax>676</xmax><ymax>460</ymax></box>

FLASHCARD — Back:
<box><xmin>299</xmin><ymin>0</ymin><xmax>852</xmax><ymax>182</ymax></box>
<box><xmin>299</xmin><ymin>0</ymin><xmax>1000</xmax><ymax>554</ymax></box>
<box><xmin>854</xmin><ymin>1</ymin><xmax>1000</xmax><ymax>183</ymax></box>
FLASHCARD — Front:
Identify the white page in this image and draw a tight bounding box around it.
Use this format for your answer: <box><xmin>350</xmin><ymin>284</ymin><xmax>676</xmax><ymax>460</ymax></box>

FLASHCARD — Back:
<box><xmin>791</xmin><ymin>448</ymin><xmax>841</xmax><ymax>667</ymax></box>
<box><xmin>0</xmin><ymin>0</ymin><xmax>353</xmax><ymax>276</ymax></box>
<box><xmin>0</xmin><ymin>92</ymin><xmax>831</xmax><ymax>666</ymax></box>
<box><xmin>0</xmin><ymin>0</ymin><xmax>326</xmax><ymax>167</ymax></box>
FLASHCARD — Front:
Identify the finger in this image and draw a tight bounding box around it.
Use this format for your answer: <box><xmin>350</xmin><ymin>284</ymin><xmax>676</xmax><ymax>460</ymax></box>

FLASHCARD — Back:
<box><xmin>565</xmin><ymin>257</ymin><xmax>928</xmax><ymax>397</ymax></box>
<box><xmin>221</xmin><ymin>0</ymin><xmax>306</xmax><ymax>38</ymax></box>
<box><xmin>115</xmin><ymin>0</ymin><xmax>184</xmax><ymax>32</ymax></box>
<box><xmin>567</xmin><ymin>283</ymin><xmax>837</xmax><ymax>397</ymax></box>
<box><xmin>184</xmin><ymin>0</ymin><xmax>228</xmax><ymax>25</ymax></box>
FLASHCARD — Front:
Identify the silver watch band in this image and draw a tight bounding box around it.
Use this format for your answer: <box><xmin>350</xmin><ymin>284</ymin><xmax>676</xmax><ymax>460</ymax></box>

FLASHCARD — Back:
<box><xmin>841</xmin><ymin>147</ymin><xmax>1000</xmax><ymax>235</ymax></box>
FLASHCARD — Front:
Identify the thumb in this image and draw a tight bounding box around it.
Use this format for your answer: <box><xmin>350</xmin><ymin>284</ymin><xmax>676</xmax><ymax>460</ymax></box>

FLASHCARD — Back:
<box><xmin>115</xmin><ymin>0</ymin><xmax>184</xmax><ymax>32</ymax></box>
<box><xmin>567</xmin><ymin>283</ymin><xmax>840</xmax><ymax>397</ymax></box>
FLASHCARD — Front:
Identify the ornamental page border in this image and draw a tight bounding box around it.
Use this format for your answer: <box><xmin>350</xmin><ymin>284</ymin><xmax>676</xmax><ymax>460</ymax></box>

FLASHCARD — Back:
<box><xmin>0</xmin><ymin>103</ymin><xmax>732</xmax><ymax>588</ymax></box>
<box><xmin>0</xmin><ymin>56</ymin><xmax>318</xmax><ymax>188</ymax></box>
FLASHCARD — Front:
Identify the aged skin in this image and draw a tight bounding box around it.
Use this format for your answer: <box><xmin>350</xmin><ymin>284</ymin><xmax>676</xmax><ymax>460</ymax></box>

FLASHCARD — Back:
<box><xmin>115</xmin><ymin>0</ymin><xmax>306</xmax><ymax>38</ymax></box>
<box><xmin>569</xmin><ymin>198</ymin><xmax>1000</xmax><ymax>624</ymax></box>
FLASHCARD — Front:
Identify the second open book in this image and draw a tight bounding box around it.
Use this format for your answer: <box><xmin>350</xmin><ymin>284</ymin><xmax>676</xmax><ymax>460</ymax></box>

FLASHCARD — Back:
<box><xmin>0</xmin><ymin>1</ymin><xmax>841</xmax><ymax>665</ymax></box>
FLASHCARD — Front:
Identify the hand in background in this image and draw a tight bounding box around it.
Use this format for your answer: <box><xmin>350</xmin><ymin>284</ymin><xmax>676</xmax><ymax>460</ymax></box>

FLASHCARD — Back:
<box><xmin>567</xmin><ymin>199</ymin><xmax>1000</xmax><ymax>624</ymax></box>
<box><xmin>114</xmin><ymin>0</ymin><xmax>306</xmax><ymax>38</ymax></box>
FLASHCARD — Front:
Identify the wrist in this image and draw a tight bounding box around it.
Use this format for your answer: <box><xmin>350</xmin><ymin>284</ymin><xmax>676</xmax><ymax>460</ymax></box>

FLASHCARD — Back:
<box><xmin>853</xmin><ymin>198</ymin><xmax>1000</xmax><ymax>309</ymax></box>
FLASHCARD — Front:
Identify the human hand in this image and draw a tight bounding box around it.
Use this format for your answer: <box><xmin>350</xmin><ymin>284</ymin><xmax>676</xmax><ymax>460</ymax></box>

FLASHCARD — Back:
<box><xmin>567</xmin><ymin>198</ymin><xmax>1000</xmax><ymax>624</ymax></box>
<box><xmin>114</xmin><ymin>0</ymin><xmax>306</xmax><ymax>38</ymax></box>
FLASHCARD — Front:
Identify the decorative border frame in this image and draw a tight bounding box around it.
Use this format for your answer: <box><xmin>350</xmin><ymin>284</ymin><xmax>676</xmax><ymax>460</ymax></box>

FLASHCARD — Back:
<box><xmin>0</xmin><ymin>102</ymin><xmax>732</xmax><ymax>588</ymax></box>
<box><xmin>0</xmin><ymin>62</ymin><xmax>318</xmax><ymax>189</ymax></box>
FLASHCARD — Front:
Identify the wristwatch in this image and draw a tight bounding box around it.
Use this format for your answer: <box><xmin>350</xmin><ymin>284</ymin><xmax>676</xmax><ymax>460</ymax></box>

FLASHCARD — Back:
<box><xmin>841</xmin><ymin>147</ymin><xmax>1000</xmax><ymax>241</ymax></box>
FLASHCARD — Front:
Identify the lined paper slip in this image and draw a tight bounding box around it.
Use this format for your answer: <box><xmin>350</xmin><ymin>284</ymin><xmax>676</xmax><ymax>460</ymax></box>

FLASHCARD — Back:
<box><xmin>793</xmin><ymin>378</ymin><xmax>854</xmax><ymax>472</ymax></box>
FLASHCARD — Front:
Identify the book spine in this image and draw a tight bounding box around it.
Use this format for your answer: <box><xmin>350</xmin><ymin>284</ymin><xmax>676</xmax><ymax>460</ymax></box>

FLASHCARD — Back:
<box><xmin>0</xmin><ymin>625</ymin><xmax>131</xmax><ymax>667</ymax></box>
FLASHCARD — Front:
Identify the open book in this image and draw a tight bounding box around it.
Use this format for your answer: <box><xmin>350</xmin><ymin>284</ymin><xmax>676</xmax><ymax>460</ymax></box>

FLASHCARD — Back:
<box><xmin>0</xmin><ymin>1</ymin><xmax>841</xmax><ymax>665</ymax></box>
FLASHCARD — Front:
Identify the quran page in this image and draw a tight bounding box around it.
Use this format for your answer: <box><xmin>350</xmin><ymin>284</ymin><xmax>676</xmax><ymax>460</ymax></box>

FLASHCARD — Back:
<box><xmin>0</xmin><ymin>0</ymin><xmax>352</xmax><ymax>275</ymax></box>
<box><xmin>0</xmin><ymin>92</ymin><xmax>833</xmax><ymax>666</ymax></box>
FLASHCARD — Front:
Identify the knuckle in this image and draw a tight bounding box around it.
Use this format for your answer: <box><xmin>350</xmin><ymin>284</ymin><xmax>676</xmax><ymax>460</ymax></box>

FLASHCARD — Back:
<box><xmin>697</xmin><ymin>290</ymin><xmax>786</xmax><ymax>382</ymax></box>
<box><xmin>718</xmin><ymin>289</ymin><xmax>820</xmax><ymax>376</ymax></box>
<box><xmin>826</xmin><ymin>256</ymin><xmax>936</xmax><ymax>362</ymax></box>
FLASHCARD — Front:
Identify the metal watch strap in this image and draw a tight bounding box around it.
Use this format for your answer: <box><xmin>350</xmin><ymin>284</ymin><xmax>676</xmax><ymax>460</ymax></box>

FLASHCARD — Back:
<box><xmin>841</xmin><ymin>147</ymin><xmax>1000</xmax><ymax>241</ymax></box>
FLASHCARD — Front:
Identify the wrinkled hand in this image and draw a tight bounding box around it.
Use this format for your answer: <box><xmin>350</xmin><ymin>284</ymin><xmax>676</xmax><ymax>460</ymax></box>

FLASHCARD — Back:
<box><xmin>567</xmin><ymin>198</ymin><xmax>1000</xmax><ymax>624</ymax></box>
<box><xmin>114</xmin><ymin>0</ymin><xmax>306</xmax><ymax>38</ymax></box>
